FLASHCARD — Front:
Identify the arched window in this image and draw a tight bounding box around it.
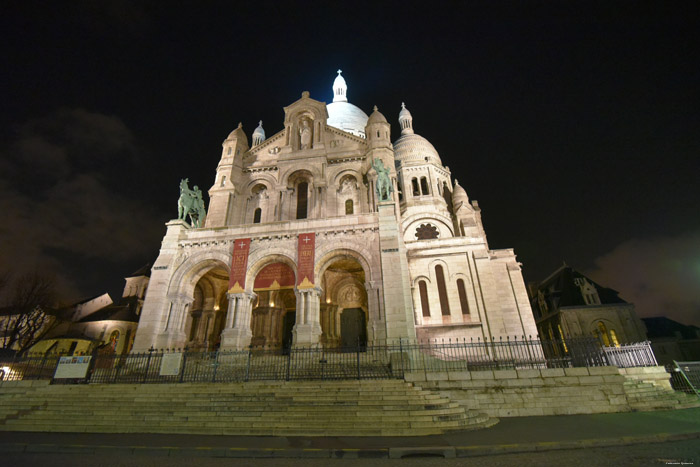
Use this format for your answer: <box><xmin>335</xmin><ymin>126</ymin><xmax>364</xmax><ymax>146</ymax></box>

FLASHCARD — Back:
<box><xmin>418</xmin><ymin>280</ymin><xmax>430</xmax><ymax>317</ymax></box>
<box><xmin>609</xmin><ymin>329</ymin><xmax>620</xmax><ymax>347</ymax></box>
<box><xmin>220</xmin><ymin>175</ymin><xmax>226</xmax><ymax>187</ymax></box>
<box><xmin>227</xmin><ymin>147</ymin><xmax>232</xmax><ymax>155</ymax></box>
<box><xmin>420</xmin><ymin>177</ymin><xmax>429</xmax><ymax>195</ymax></box>
<box><xmin>457</xmin><ymin>279</ymin><xmax>469</xmax><ymax>315</ymax></box>
<box><xmin>412</xmin><ymin>178</ymin><xmax>420</xmax><ymax>196</ymax></box>
<box><xmin>345</xmin><ymin>199</ymin><xmax>354</xmax><ymax>215</ymax></box>
<box><xmin>296</xmin><ymin>182</ymin><xmax>308</xmax><ymax>219</ymax></box>
<box><xmin>435</xmin><ymin>265</ymin><xmax>450</xmax><ymax>316</ymax></box>
<box><xmin>597</xmin><ymin>321</ymin><xmax>610</xmax><ymax>346</ymax></box>
<box><xmin>253</xmin><ymin>208</ymin><xmax>262</xmax><ymax>223</ymax></box>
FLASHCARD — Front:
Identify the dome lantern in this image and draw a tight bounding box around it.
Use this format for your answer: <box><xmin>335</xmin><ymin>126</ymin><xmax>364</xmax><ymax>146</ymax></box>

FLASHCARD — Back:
<box><xmin>332</xmin><ymin>69</ymin><xmax>348</xmax><ymax>103</ymax></box>
<box><xmin>252</xmin><ymin>120</ymin><xmax>266</xmax><ymax>146</ymax></box>
<box><xmin>398</xmin><ymin>102</ymin><xmax>414</xmax><ymax>135</ymax></box>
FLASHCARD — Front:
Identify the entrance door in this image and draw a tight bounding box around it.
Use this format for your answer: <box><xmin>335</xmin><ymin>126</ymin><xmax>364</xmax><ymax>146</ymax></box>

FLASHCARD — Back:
<box><xmin>340</xmin><ymin>308</ymin><xmax>367</xmax><ymax>348</ymax></box>
<box><xmin>281</xmin><ymin>312</ymin><xmax>296</xmax><ymax>354</ymax></box>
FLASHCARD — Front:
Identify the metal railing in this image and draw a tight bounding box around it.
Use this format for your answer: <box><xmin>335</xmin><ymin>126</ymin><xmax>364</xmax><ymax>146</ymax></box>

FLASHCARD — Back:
<box><xmin>602</xmin><ymin>341</ymin><xmax>657</xmax><ymax>368</ymax></box>
<box><xmin>668</xmin><ymin>361</ymin><xmax>700</xmax><ymax>396</ymax></box>
<box><xmin>0</xmin><ymin>337</ymin><xmax>660</xmax><ymax>385</ymax></box>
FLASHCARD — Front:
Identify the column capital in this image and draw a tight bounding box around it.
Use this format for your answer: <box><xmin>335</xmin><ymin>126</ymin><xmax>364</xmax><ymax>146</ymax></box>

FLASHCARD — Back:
<box><xmin>227</xmin><ymin>291</ymin><xmax>257</xmax><ymax>301</ymax></box>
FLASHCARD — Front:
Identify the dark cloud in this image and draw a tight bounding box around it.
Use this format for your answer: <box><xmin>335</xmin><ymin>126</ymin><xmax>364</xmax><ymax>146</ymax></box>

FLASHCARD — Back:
<box><xmin>587</xmin><ymin>231</ymin><xmax>700</xmax><ymax>327</ymax></box>
<box><xmin>0</xmin><ymin>109</ymin><xmax>163</xmax><ymax>301</ymax></box>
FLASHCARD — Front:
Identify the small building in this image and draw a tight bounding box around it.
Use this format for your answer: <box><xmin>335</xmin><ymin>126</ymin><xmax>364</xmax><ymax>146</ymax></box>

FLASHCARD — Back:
<box><xmin>642</xmin><ymin>317</ymin><xmax>700</xmax><ymax>365</ymax></box>
<box><xmin>28</xmin><ymin>265</ymin><xmax>149</xmax><ymax>356</ymax></box>
<box><xmin>529</xmin><ymin>265</ymin><xmax>647</xmax><ymax>345</ymax></box>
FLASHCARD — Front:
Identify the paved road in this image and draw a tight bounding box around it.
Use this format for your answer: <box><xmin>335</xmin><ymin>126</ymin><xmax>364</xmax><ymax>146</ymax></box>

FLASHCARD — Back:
<box><xmin>0</xmin><ymin>439</ymin><xmax>697</xmax><ymax>467</ymax></box>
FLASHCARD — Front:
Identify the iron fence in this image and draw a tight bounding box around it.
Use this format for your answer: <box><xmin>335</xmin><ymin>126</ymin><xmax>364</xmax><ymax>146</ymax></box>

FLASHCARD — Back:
<box><xmin>0</xmin><ymin>336</ymin><xmax>661</xmax><ymax>385</ymax></box>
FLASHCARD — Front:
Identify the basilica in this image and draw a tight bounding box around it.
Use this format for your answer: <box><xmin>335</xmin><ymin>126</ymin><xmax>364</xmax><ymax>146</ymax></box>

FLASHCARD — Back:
<box><xmin>132</xmin><ymin>71</ymin><xmax>538</xmax><ymax>352</ymax></box>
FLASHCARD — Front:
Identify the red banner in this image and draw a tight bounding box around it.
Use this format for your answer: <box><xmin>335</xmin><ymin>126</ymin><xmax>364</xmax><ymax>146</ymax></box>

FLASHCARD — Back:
<box><xmin>254</xmin><ymin>262</ymin><xmax>295</xmax><ymax>290</ymax></box>
<box><xmin>296</xmin><ymin>233</ymin><xmax>315</xmax><ymax>289</ymax></box>
<box><xmin>228</xmin><ymin>238</ymin><xmax>251</xmax><ymax>293</ymax></box>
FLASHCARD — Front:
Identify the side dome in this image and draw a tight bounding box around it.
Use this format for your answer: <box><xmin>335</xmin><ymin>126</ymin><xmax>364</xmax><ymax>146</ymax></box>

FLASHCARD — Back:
<box><xmin>393</xmin><ymin>133</ymin><xmax>441</xmax><ymax>165</ymax></box>
<box><xmin>392</xmin><ymin>102</ymin><xmax>441</xmax><ymax>165</ymax></box>
<box><xmin>452</xmin><ymin>179</ymin><xmax>470</xmax><ymax>209</ymax></box>
<box><xmin>367</xmin><ymin>105</ymin><xmax>388</xmax><ymax>124</ymax></box>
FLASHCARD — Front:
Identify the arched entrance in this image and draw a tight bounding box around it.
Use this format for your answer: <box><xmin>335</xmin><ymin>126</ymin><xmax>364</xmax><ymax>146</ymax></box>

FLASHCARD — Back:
<box><xmin>185</xmin><ymin>266</ymin><xmax>229</xmax><ymax>351</ymax></box>
<box><xmin>250</xmin><ymin>262</ymin><xmax>296</xmax><ymax>350</ymax></box>
<box><xmin>320</xmin><ymin>257</ymin><xmax>368</xmax><ymax>348</ymax></box>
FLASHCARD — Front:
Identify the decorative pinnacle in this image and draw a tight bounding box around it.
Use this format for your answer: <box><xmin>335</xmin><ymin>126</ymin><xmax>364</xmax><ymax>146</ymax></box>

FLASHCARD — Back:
<box><xmin>337</xmin><ymin>69</ymin><xmax>342</xmax><ymax>75</ymax></box>
<box><xmin>258</xmin><ymin>120</ymin><xmax>263</xmax><ymax>126</ymax></box>
<box><xmin>237</xmin><ymin>122</ymin><xmax>242</xmax><ymax>128</ymax></box>
<box><xmin>373</xmin><ymin>105</ymin><xmax>378</xmax><ymax>112</ymax></box>
<box><xmin>401</xmin><ymin>102</ymin><xmax>406</xmax><ymax>110</ymax></box>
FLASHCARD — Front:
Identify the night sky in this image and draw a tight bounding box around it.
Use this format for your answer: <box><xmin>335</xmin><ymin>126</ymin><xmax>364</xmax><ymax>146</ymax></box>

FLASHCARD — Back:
<box><xmin>2</xmin><ymin>1</ymin><xmax>699</xmax><ymax>326</ymax></box>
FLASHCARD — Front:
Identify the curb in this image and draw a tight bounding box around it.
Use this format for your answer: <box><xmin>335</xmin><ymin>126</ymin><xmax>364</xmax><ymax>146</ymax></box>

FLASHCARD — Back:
<box><xmin>1</xmin><ymin>432</ymin><xmax>699</xmax><ymax>458</ymax></box>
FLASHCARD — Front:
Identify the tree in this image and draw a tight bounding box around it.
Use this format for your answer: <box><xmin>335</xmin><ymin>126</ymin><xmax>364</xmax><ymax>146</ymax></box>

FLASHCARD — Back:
<box><xmin>0</xmin><ymin>272</ymin><xmax>59</xmax><ymax>353</ymax></box>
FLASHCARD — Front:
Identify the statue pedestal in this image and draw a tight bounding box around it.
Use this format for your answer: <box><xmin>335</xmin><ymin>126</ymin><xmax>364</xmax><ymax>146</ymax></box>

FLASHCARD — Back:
<box><xmin>292</xmin><ymin>323</ymin><xmax>322</xmax><ymax>346</ymax></box>
<box><xmin>154</xmin><ymin>331</ymin><xmax>187</xmax><ymax>351</ymax></box>
<box><xmin>219</xmin><ymin>328</ymin><xmax>253</xmax><ymax>351</ymax></box>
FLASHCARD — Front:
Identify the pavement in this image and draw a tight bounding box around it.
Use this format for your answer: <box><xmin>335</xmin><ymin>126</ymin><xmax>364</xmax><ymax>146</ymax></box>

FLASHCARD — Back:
<box><xmin>1</xmin><ymin>407</ymin><xmax>700</xmax><ymax>459</ymax></box>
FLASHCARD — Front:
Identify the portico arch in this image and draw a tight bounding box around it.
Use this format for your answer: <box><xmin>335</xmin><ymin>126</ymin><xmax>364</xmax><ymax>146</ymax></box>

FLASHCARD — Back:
<box><xmin>159</xmin><ymin>250</ymin><xmax>231</xmax><ymax>350</ymax></box>
<box><xmin>316</xmin><ymin>251</ymin><xmax>373</xmax><ymax>347</ymax></box>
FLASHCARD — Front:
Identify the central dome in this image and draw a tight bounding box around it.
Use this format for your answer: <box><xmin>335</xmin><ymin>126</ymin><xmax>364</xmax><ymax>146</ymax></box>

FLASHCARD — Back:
<box><xmin>327</xmin><ymin>102</ymin><xmax>369</xmax><ymax>138</ymax></box>
<box><xmin>325</xmin><ymin>70</ymin><xmax>368</xmax><ymax>138</ymax></box>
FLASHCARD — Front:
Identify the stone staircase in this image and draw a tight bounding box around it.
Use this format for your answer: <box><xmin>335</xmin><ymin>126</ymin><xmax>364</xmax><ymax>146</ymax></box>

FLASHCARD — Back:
<box><xmin>623</xmin><ymin>380</ymin><xmax>700</xmax><ymax>411</ymax></box>
<box><xmin>0</xmin><ymin>379</ymin><xmax>496</xmax><ymax>436</ymax></box>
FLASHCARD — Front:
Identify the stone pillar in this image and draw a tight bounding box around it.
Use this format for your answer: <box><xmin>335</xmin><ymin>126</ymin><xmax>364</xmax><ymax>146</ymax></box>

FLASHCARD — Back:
<box><xmin>293</xmin><ymin>287</ymin><xmax>322</xmax><ymax>346</ymax></box>
<box><xmin>220</xmin><ymin>292</ymin><xmax>256</xmax><ymax>350</ymax></box>
<box><xmin>366</xmin><ymin>281</ymin><xmax>386</xmax><ymax>344</ymax></box>
<box><xmin>155</xmin><ymin>296</ymin><xmax>192</xmax><ymax>350</ymax></box>
<box><xmin>377</xmin><ymin>202</ymin><xmax>417</xmax><ymax>343</ymax></box>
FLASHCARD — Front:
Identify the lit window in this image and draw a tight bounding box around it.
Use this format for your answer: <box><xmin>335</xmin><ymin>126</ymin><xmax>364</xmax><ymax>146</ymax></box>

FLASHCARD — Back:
<box><xmin>609</xmin><ymin>329</ymin><xmax>620</xmax><ymax>347</ymax></box>
<box><xmin>597</xmin><ymin>321</ymin><xmax>610</xmax><ymax>346</ymax></box>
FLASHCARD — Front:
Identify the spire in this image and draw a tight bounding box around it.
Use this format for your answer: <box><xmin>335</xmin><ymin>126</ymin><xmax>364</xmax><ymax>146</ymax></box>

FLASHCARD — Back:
<box><xmin>332</xmin><ymin>69</ymin><xmax>348</xmax><ymax>103</ymax></box>
<box><xmin>398</xmin><ymin>102</ymin><xmax>414</xmax><ymax>135</ymax></box>
<box><xmin>252</xmin><ymin>120</ymin><xmax>266</xmax><ymax>146</ymax></box>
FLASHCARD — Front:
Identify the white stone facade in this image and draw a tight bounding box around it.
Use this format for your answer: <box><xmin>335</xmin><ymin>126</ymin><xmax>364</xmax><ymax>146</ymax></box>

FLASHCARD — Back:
<box><xmin>132</xmin><ymin>72</ymin><xmax>538</xmax><ymax>352</ymax></box>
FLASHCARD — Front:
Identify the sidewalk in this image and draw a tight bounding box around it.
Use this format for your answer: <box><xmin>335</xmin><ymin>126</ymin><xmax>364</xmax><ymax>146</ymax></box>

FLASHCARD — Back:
<box><xmin>1</xmin><ymin>407</ymin><xmax>699</xmax><ymax>459</ymax></box>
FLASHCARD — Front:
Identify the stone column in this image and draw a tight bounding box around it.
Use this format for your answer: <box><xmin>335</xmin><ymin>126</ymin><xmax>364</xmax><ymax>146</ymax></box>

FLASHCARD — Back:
<box><xmin>219</xmin><ymin>292</ymin><xmax>256</xmax><ymax>350</ymax></box>
<box><xmin>293</xmin><ymin>287</ymin><xmax>322</xmax><ymax>346</ymax></box>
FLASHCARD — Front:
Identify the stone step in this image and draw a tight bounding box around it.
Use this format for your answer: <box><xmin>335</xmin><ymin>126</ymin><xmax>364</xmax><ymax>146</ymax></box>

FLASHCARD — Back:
<box><xmin>0</xmin><ymin>379</ymin><xmax>494</xmax><ymax>436</ymax></box>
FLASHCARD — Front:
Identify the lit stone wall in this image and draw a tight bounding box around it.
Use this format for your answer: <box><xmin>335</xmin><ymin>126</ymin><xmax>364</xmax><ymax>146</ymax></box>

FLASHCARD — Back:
<box><xmin>407</xmin><ymin>365</ymin><xmax>675</xmax><ymax>417</ymax></box>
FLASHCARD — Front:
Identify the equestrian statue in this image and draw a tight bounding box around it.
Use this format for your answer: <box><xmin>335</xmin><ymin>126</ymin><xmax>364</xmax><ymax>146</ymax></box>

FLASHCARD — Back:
<box><xmin>178</xmin><ymin>178</ymin><xmax>207</xmax><ymax>228</ymax></box>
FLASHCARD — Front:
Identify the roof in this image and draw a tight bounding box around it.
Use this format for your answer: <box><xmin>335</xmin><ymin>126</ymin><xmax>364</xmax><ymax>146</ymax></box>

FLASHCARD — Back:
<box><xmin>78</xmin><ymin>296</ymin><xmax>140</xmax><ymax>323</ymax></box>
<box><xmin>533</xmin><ymin>265</ymin><xmax>627</xmax><ymax>308</ymax></box>
<box><xmin>642</xmin><ymin>317</ymin><xmax>700</xmax><ymax>339</ymax></box>
<box><xmin>127</xmin><ymin>263</ymin><xmax>151</xmax><ymax>278</ymax></box>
